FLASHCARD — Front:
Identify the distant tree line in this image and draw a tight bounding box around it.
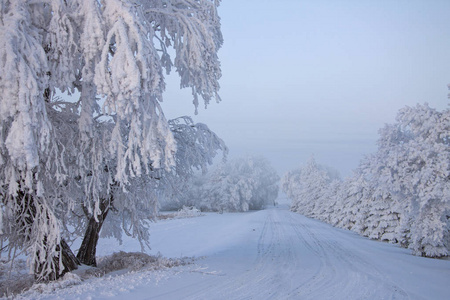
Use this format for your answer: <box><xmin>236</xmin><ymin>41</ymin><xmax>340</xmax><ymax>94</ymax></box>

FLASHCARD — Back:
<box><xmin>161</xmin><ymin>155</ymin><xmax>280</xmax><ymax>213</ymax></box>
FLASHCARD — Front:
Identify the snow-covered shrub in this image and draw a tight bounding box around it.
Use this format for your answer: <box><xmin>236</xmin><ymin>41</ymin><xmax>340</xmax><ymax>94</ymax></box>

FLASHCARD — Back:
<box><xmin>184</xmin><ymin>156</ymin><xmax>279</xmax><ymax>212</ymax></box>
<box><xmin>157</xmin><ymin>206</ymin><xmax>203</xmax><ymax>220</ymax></box>
<box><xmin>175</xmin><ymin>206</ymin><xmax>203</xmax><ymax>219</ymax></box>
<box><xmin>0</xmin><ymin>259</ymin><xmax>34</xmax><ymax>298</ymax></box>
<box><xmin>84</xmin><ymin>252</ymin><xmax>192</xmax><ymax>277</ymax></box>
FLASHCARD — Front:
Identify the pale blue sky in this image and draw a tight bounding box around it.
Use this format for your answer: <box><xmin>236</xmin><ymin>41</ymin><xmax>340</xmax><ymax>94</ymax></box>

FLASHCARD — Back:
<box><xmin>162</xmin><ymin>0</ymin><xmax>450</xmax><ymax>176</ymax></box>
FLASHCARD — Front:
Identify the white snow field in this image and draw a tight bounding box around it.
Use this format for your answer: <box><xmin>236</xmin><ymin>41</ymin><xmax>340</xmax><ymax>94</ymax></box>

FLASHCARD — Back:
<box><xmin>20</xmin><ymin>203</ymin><xmax>450</xmax><ymax>300</ymax></box>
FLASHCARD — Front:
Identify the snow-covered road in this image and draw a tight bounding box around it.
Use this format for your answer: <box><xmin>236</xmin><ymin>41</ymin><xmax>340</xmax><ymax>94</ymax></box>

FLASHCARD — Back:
<box><xmin>27</xmin><ymin>205</ymin><xmax>450</xmax><ymax>299</ymax></box>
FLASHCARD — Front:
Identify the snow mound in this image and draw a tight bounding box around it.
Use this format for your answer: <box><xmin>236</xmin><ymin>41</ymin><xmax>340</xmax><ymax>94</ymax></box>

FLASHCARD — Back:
<box><xmin>0</xmin><ymin>265</ymin><xmax>81</xmax><ymax>298</ymax></box>
<box><xmin>1</xmin><ymin>252</ymin><xmax>194</xmax><ymax>299</ymax></box>
<box><xmin>28</xmin><ymin>272</ymin><xmax>82</xmax><ymax>295</ymax></box>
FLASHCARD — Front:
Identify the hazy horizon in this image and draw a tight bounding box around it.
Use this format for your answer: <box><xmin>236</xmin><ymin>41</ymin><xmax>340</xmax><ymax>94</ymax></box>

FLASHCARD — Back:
<box><xmin>162</xmin><ymin>0</ymin><xmax>450</xmax><ymax>177</ymax></box>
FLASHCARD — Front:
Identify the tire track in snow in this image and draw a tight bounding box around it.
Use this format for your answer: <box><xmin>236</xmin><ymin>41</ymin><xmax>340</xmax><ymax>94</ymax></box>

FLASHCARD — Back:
<box><xmin>285</xmin><ymin>211</ymin><xmax>410</xmax><ymax>299</ymax></box>
<box><xmin>184</xmin><ymin>207</ymin><xmax>412</xmax><ymax>300</ymax></box>
<box><xmin>182</xmin><ymin>209</ymin><xmax>304</xmax><ymax>299</ymax></box>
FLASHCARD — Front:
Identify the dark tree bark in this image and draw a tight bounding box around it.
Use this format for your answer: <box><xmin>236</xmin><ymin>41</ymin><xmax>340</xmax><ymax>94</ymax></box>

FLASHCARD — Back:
<box><xmin>34</xmin><ymin>238</ymin><xmax>81</xmax><ymax>282</ymax></box>
<box><xmin>76</xmin><ymin>197</ymin><xmax>110</xmax><ymax>266</ymax></box>
<box><xmin>15</xmin><ymin>190</ymin><xmax>80</xmax><ymax>281</ymax></box>
<box><xmin>58</xmin><ymin>239</ymin><xmax>81</xmax><ymax>273</ymax></box>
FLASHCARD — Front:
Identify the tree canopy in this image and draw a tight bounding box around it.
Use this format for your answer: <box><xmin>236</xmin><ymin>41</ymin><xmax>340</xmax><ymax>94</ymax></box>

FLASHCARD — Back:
<box><xmin>0</xmin><ymin>0</ymin><xmax>223</xmax><ymax>280</ymax></box>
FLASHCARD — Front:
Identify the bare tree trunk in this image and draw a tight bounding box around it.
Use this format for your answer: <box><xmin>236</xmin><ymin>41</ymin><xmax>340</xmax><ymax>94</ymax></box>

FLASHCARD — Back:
<box><xmin>58</xmin><ymin>239</ymin><xmax>81</xmax><ymax>273</ymax></box>
<box><xmin>76</xmin><ymin>198</ymin><xmax>110</xmax><ymax>266</ymax></box>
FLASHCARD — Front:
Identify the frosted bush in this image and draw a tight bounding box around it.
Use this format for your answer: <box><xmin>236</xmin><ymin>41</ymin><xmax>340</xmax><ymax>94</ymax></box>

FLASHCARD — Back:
<box><xmin>0</xmin><ymin>259</ymin><xmax>34</xmax><ymax>298</ymax></box>
<box><xmin>175</xmin><ymin>206</ymin><xmax>203</xmax><ymax>219</ymax></box>
<box><xmin>85</xmin><ymin>252</ymin><xmax>193</xmax><ymax>277</ymax></box>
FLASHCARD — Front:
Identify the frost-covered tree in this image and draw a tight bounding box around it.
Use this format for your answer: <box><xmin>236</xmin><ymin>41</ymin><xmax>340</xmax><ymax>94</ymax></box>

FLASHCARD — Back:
<box><xmin>158</xmin><ymin>116</ymin><xmax>227</xmax><ymax>210</ymax></box>
<box><xmin>34</xmin><ymin>113</ymin><xmax>225</xmax><ymax>268</ymax></box>
<box><xmin>283</xmin><ymin>104</ymin><xmax>449</xmax><ymax>258</ymax></box>
<box><xmin>282</xmin><ymin>156</ymin><xmax>340</xmax><ymax>217</ymax></box>
<box><xmin>0</xmin><ymin>0</ymin><xmax>223</xmax><ymax>280</ymax></box>
<box><xmin>366</xmin><ymin>104</ymin><xmax>450</xmax><ymax>257</ymax></box>
<box><xmin>315</xmin><ymin>179</ymin><xmax>342</xmax><ymax>224</ymax></box>
<box><xmin>186</xmin><ymin>156</ymin><xmax>279</xmax><ymax>212</ymax></box>
<box><xmin>281</xmin><ymin>168</ymin><xmax>302</xmax><ymax>211</ymax></box>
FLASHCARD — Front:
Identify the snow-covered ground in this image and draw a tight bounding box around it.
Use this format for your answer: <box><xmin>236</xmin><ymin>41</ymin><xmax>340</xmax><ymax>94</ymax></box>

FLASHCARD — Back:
<box><xmin>14</xmin><ymin>202</ymin><xmax>450</xmax><ymax>299</ymax></box>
